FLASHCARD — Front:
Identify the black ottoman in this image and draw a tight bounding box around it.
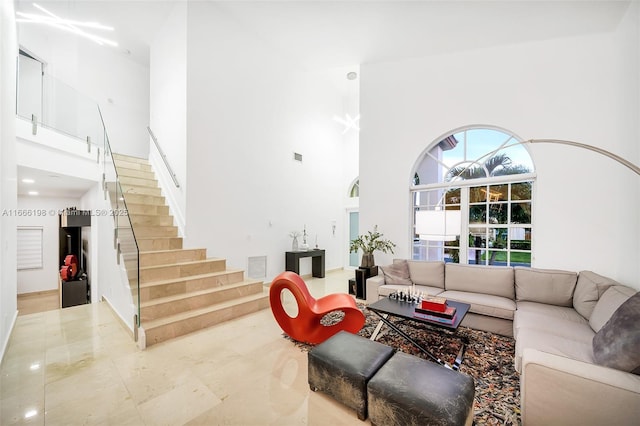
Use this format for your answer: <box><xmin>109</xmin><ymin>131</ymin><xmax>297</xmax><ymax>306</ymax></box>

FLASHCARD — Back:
<box><xmin>368</xmin><ymin>351</ymin><xmax>475</xmax><ymax>426</ymax></box>
<box><xmin>308</xmin><ymin>330</ymin><xmax>395</xmax><ymax>420</ymax></box>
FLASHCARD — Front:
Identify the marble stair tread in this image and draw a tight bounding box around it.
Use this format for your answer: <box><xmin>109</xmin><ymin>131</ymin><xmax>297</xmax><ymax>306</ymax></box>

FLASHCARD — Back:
<box><xmin>139</xmin><ymin>279</ymin><xmax>263</xmax><ymax>308</ymax></box>
<box><xmin>137</xmin><ymin>269</ymin><xmax>244</xmax><ymax>289</ymax></box>
<box><xmin>139</xmin><ymin>258</ymin><xmax>224</xmax><ymax>269</ymax></box>
<box><xmin>142</xmin><ymin>290</ymin><xmax>269</xmax><ymax>330</ymax></box>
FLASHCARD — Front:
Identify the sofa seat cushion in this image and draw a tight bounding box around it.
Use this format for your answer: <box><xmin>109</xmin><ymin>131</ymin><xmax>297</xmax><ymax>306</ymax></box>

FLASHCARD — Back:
<box><xmin>378</xmin><ymin>285</ymin><xmax>444</xmax><ymax>299</ymax></box>
<box><xmin>514</xmin><ymin>301</ymin><xmax>590</xmax><ymax>339</ymax></box>
<box><xmin>514</xmin><ymin>310</ymin><xmax>594</xmax><ymax>342</ymax></box>
<box><xmin>515</xmin><ymin>328</ymin><xmax>594</xmax><ymax>373</ymax></box>
<box><xmin>515</xmin><ymin>267</ymin><xmax>577</xmax><ymax>307</ymax></box>
<box><xmin>439</xmin><ymin>290</ymin><xmax>516</xmax><ymax>320</ymax></box>
<box><xmin>444</xmin><ymin>263</ymin><xmax>515</xmax><ymax>299</ymax></box>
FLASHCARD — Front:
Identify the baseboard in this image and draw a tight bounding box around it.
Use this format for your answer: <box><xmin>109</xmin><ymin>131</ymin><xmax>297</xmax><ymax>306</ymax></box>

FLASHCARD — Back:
<box><xmin>101</xmin><ymin>296</ymin><xmax>135</xmax><ymax>339</ymax></box>
<box><xmin>17</xmin><ymin>289</ymin><xmax>58</xmax><ymax>299</ymax></box>
<box><xmin>0</xmin><ymin>310</ymin><xmax>19</xmax><ymax>366</ymax></box>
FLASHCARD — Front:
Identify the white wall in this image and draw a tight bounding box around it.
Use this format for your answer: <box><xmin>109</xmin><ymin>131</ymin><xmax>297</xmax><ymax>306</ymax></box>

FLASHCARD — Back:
<box><xmin>360</xmin><ymin>3</ymin><xmax>640</xmax><ymax>289</ymax></box>
<box><xmin>0</xmin><ymin>0</ymin><xmax>18</xmax><ymax>361</ymax></box>
<box><xmin>17</xmin><ymin>22</ymin><xmax>149</xmax><ymax>158</ymax></box>
<box><xmin>16</xmin><ymin>196</ymin><xmax>82</xmax><ymax>294</ymax></box>
<box><xmin>183</xmin><ymin>2</ymin><xmax>348</xmax><ymax>280</ymax></box>
<box><xmin>149</xmin><ymin>1</ymin><xmax>187</xmax><ymax>235</ymax></box>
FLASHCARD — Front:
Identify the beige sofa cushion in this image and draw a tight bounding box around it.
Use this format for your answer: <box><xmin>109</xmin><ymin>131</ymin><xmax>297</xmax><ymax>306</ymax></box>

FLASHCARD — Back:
<box><xmin>444</xmin><ymin>264</ymin><xmax>514</xmax><ymax>299</ymax></box>
<box><xmin>513</xmin><ymin>302</ymin><xmax>593</xmax><ymax>341</ymax></box>
<box><xmin>589</xmin><ymin>285</ymin><xmax>637</xmax><ymax>332</ymax></box>
<box><xmin>515</xmin><ymin>328</ymin><xmax>594</xmax><ymax>373</ymax></box>
<box><xmin>380</xmin><ymin>260</ymin><xmax>412</xmax><ymax>285</ymax></box>
<box><xmin>406</xmin><ymin>260</ymin><xmax>445</xmax><ymax>288</ymax></box>
<box><xmin>515</xmin><ymin>267</ymin><xmax>577</xmax><ymax>307</ymax></box>
<box><xmin>573</xmin><ymin>270</ymin><xmax>618</xmax><ymax>320</ymax></box>
<box><xmin>440</xmin><ymin>290</ymin><xmax>516</xmax><ymax>320</ymax></box>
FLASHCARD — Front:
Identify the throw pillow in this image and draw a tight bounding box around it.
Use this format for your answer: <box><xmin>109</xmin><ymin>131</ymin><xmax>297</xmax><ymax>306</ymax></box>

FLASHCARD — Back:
<box><xmin>380</xmin><ymin>260</ymin><xmax>412</xmax><ymax>285</ymax></box>
<box><xmin>592</xmin><ymin>291</ymin><xmax>640</xmax><ymax>375</ymax></box>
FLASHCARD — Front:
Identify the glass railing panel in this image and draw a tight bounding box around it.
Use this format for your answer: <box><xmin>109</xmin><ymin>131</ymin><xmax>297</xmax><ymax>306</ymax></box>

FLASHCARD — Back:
<box><xmin>115</xmin><ymin>181</ymin><xmax>139</xmax><ymax>327</ymax></box>
<box><xmin>16</xmin><ymin>70</ymin><xmax>103</xmax><ymax>152</ymax></box>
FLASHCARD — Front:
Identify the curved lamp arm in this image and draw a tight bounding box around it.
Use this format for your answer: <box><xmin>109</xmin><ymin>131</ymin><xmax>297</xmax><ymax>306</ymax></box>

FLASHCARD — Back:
<box><xmin>525</xmin><ymin>139</ymin><xmax>640</xmax><ymax>176</ymax></box>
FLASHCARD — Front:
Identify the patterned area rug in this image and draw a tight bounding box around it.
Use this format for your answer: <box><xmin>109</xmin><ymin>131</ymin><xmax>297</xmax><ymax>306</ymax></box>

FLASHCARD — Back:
<box><xmin>285</xmin><ymin>305</ymin><xmax>520</xmax><ymax>425</ymax></box>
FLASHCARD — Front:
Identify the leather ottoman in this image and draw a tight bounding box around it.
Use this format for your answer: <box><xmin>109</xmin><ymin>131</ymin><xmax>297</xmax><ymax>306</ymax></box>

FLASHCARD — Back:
<box><xmin>308</xmin><ymin>330</ymin><xmax>395</xmax><ymax>420</ymax></box>
<box><xmin>367</xmin><ymin>351</ymin><xmax>475</xmax><ymax>426</ymax></box>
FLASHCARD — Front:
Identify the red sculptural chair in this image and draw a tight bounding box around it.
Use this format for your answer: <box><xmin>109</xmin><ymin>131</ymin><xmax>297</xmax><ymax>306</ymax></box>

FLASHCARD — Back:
<box><xmin>269</xmin><ymin>271</ymin><xmax>366</xmax><ymax>344</ymax></box>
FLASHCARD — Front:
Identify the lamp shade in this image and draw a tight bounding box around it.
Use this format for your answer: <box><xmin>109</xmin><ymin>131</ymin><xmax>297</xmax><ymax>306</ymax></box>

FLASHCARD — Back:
<box><xmin>415</xmin><ymin>210</ymin><xmax>461</xmax><ymax>241</ymax></box>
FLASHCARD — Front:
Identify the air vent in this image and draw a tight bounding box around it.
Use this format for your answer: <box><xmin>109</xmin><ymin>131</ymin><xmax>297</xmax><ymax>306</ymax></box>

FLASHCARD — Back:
<box><xmin>248</xmin><ymin>256</ymin><xmax>267</xmax><ymax>279</ymax></box>
<box><xmin>293</xmin><ymin>152</ymin><xmax>303</xmax><ymax>162</ymax></box>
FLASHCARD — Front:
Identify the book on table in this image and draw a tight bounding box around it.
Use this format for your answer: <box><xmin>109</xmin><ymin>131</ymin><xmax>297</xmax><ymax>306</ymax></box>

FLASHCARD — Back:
<box><xmin>421</xmin><ymin>296</ymin><xmax>447</xmax><ymax>312</ymax></box>
<box><xmin>413</xmin><ymin>311</ymin><xmax>457</xmax><ymax>325</ymax></box>
<box><xmin>415</xmin><ymin>305</ymin><xmax>457</xmax><ymax>319</ymax></box>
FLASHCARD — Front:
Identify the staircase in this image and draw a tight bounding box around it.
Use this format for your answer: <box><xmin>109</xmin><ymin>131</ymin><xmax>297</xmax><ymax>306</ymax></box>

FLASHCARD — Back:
<box><xmin>112</xmin><ymin>153</ymin><xmax>269</xmax><ymax>347</ymax></box>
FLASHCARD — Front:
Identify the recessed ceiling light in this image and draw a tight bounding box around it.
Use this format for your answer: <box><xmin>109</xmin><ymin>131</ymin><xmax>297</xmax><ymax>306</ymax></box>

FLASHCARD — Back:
<box><xmin>346</xmin><ymin>72</ymin><xmax>358</xmax><ymax>80</ymax></box>
<box><xmin>22</xmin><ymin>178</ymin><xmax>35</xmax><ymax>183</ymax></box>
<box><xmin>28</xmin><ymin>191</ymin><xmax>39</xmax><ymax>196</ymax></box>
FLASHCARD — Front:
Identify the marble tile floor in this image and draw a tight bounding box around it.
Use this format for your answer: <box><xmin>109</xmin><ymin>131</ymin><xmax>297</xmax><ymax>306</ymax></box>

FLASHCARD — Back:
<box><xmin>1</xmin><ymin>269</ymin><xmax>367</xmax><ymax>425</ymax></box>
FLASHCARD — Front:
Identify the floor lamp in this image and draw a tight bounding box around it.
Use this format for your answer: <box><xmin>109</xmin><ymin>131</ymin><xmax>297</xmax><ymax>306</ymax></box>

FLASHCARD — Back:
<box><xmin>522</xmin><ymin>139</ymin><xmax>640</xmax><ymax>176</ymax></box>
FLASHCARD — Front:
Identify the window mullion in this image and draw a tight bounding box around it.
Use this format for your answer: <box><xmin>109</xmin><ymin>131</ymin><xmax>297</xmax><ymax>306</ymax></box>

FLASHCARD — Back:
<box><xmin>459</xmin><ymin>187</ymin><xmax>470</xmax><ymax>264</ymax></box>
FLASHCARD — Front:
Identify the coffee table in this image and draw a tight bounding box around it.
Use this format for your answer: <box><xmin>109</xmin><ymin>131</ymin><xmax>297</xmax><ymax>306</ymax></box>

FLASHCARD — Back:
<box><xmin>367</xmin><ymin>297</ymin><xmax>471</xmax><ymax>370</ymax></box>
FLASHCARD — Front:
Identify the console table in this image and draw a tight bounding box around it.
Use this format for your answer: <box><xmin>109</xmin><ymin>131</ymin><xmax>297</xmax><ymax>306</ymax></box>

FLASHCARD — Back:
<box><xmin>285</xmin><ymin>249</ymin><xmax>325</xmax><ymax>278</ymax></box>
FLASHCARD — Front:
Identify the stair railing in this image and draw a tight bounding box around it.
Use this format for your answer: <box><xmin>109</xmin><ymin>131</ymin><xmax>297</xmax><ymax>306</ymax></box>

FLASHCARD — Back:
<box><xmin>147</xmin><ymin>126</ymin><xmax>180</xmax><ymax>188</ymax></box>
<box><xmin>16</xmin><ymin>64</ymin><xmax>141</xmax><ymax>338</ymax></box>
<box><xmin>100</xmin><ymin>107</ymin><xmax>141</xmax><ymax>333</ymax></box>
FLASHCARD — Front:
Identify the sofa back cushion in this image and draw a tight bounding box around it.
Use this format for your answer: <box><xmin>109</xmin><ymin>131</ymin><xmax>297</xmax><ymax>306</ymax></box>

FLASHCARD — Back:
<box><xmin>444</xmin><ymin>264</ymin><xmax>514</xmax><ymax>299</ymax></box>
<box><xmin>406</xmin><ymin>261</ymin><xmax>445</xmax><ymax>289</ymax></box>
<box><xmin>573</xmin><ymin>271</ymin><xmax>619</xmax><ymax>320</ymax></box>
<box><xmin>589</xmin><ymin>285</ymin><xmax>637</xmax><ymax>332</ymax></box>
<box><xmin>514</xmin><ymin>267</ymin><xmax>577</xmax><ymax>307</ymax></box>
<box><xmin>380</xmin><ymin>260</ymin><xmax>412</xmax><ymax>285</ymax></box>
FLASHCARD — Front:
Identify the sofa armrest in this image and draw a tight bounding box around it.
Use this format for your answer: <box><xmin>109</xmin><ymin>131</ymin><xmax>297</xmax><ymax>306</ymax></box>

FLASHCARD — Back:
<box><xmin>521</xmin><ymin>348</ymin><xmax>640</xmax><ymax>425</ymax></box>
<box><xmin>365</xmin><ymin>275</ymin><xmax>385</xmax><ymax>305</ymax></box>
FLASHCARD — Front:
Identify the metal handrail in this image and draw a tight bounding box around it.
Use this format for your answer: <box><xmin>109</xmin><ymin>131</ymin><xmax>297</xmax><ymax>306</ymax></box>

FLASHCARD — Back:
<box><xmin>147</xmin><ymin>126</ymin><xmax>180</xmax><ymax>188</ymax></box>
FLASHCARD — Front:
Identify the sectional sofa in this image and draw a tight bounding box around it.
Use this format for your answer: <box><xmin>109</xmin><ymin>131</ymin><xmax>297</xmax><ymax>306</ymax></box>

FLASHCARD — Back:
<box><xmin>365</xmin><ymin>260</ymin><xmax>640</xmax><ymax>425</ymax></box>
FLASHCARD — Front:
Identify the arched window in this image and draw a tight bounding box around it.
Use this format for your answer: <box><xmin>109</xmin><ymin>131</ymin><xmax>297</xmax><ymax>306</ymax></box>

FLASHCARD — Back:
<box><xmin>349</xmin><ymin>180</ymin><xmax>359</xmax><ymax>198</ymax></box>
<box><xmin>411</xmin><ymin>127</ymin><xmax>535</xmax><ymax>267</ymax></box>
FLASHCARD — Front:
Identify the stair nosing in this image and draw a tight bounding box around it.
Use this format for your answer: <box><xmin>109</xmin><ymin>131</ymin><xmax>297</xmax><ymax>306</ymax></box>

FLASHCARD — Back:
<box><xmin>139</xmin><ymin>258</ymin><xmax>225</xmax><ymax>271</ymax></box>
<box><xmin>140</xmin><ymin>248</ymin><xmax>205</xmax><ymax>255</ymax></box>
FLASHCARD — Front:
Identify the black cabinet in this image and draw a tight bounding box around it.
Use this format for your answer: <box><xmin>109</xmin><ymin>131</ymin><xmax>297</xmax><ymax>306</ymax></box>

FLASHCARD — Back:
<box><xmin>59</xmin><ymin>208</ymin><xmax>91</xmax><ymax>308</ymax></box>
<box><xmin>350</xmin><ymin>266</ymin><xmax>378</xmax><ymax>300</ymax></box>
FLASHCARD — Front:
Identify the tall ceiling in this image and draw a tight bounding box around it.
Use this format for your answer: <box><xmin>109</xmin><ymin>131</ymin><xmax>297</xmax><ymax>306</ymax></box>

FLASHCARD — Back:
<box><xmin>15</xmin><ymin>0</ymin><xmax>632</xmax><ymax>69</ymax></box>
<box><xmin>13</xmin><ymin>1</ymin><xmax>632</xmax><ymax>198</ymax></box>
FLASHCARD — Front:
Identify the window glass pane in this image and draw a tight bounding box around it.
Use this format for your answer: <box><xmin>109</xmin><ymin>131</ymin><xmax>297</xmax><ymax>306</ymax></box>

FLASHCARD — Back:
<box><xmin>487</xmin><ymin>250</ymin><xmax>506</xmax><ymax>265</ymax></box>
<box><xmin>469</xmin><ymin>186</ymin><xmax>486</xmax><ymax>203</ymax></box>
<box><xmin>444</xmin><ymin>247</ymin><xmax>459</xmax><ymax>263</ymax></box>
<box><xmin>469</xmin><ymin>205</ymin><xmax>486</xmax><ymax>224</ymax></box>
<box><xmin>468</xmin><ymin>248</ymin><xmax>484</xmax><ymax>265</ymax></box>
<box><xmin>489</xmin><ymin>227</ymin><xmax>508</xmax><ymax>249</ymax></box>
<box><xmin>488</xmin><ymin>184</ymin><xmax>508</xmax><ymax>201</ymax></box>
<box><xmin>511</xmin><ymin>182</ymin><xmax>532</xmax><ymax>200</ymax></box>
<box><xmin>510</xmin><ymin>251</ymin><xmax>531</xmax><ymax>267</ymax></box>
<box><xmin>511</xmin><ymin>202</ymin><xmax>532</xmax><ymax>224</ymax></box>
<box><xmin>489</xmin><ymin>204</ymin><xmax>508</xmax><ymax>224</ymax></box>
<box><xmin>510</xmin><ymin>228</ymin><xmax>531</xmax><ymax>250</ymax></box>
